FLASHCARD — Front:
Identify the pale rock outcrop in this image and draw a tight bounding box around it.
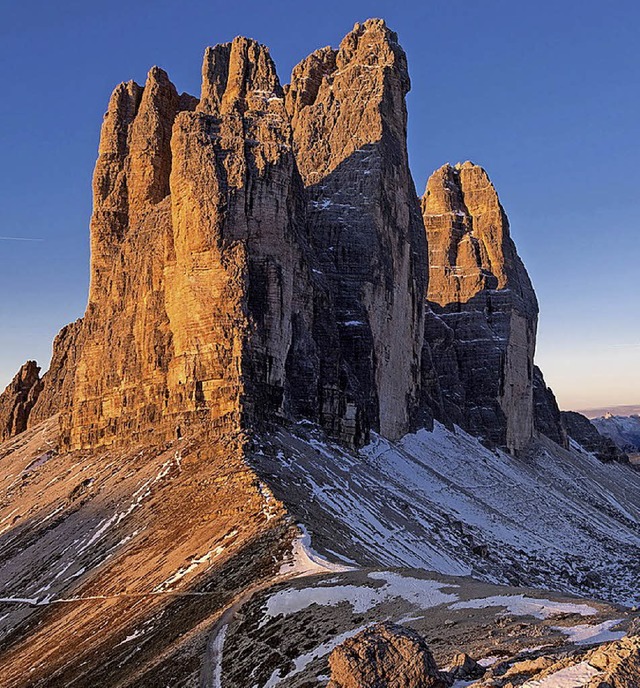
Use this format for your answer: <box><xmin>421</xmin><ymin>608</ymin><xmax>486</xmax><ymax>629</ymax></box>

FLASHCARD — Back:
<box><xmin>586</xmin><ymin>634</ymin><xmax>640</xmax><ymax>687</ymax></box>
<box><xmin>448</xmin><ymin>652</ymin><xmax>485</xmax><ymax>681</ymax></box>
<box><xmin>422</xmin><ymin>162</ymin><xmax>538</xmax><ymax>453</ymax></box>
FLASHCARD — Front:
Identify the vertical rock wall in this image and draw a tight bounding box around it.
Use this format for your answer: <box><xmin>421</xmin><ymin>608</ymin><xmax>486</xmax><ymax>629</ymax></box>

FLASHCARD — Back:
<box><xmin>164</xmin><ymin>37</ymin><xmax>316</xmax><ymax>434</ymax></box>
<box><xmin>532</xmin><ymin>365</ymin><xmax>568</xmax><ymax>448</ymax></box>
<box><xmin>422</xmin><ymin>162</ymin><xmax>538</xmax><ymax>453</ymax></box>
<box><xmin>61</xmin><ymin>68</ymin><xmax>189</xmax><ymax>449</ymax></box>
<box><xmin>287</xmin><ymin>19</ymin><xmax>429</xmax><ymax>440</ymax></box>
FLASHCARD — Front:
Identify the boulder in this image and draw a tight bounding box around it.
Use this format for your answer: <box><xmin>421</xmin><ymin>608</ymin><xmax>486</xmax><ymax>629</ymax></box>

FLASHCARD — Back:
<box><xmin>327</xmin><ymin>623</ymin><xmax>448</xmax><ymax>688</ymax></box>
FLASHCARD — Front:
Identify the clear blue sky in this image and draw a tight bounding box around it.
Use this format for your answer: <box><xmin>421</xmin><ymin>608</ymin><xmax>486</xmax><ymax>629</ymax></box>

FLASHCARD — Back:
<box><xmin>0</xmin><ymin>0</ymin><xmax>638</xmax><ymax>410</ymax></box>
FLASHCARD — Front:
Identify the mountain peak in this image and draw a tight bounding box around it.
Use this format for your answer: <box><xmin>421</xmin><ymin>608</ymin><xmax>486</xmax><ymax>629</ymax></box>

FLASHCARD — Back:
<box><xmin>199</xmin><ymin>36</ymin><xmax>282</xmax><ymax>115</ymax></box>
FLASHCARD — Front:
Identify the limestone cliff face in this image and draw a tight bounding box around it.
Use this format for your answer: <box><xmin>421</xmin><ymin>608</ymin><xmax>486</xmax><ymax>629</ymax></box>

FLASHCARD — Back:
<box><xmin>62</xmin><ymin>67</ymin><xmax>189</xmax><ymax>449</ymax></box>
<box><xmin>0</xmin><ymin>21</ymin><xmax>564</xmax><ymax>458</ymax></box>
<box><xmin>422</xmin><ymin>162</ymin><xmax>538</xmax><ymax>453</ymax></box>
<box><xmin>165</xmin><ymin>37</ymin><xmax>316</xmax><ymax>434</ymax></box>
<box><xmin>0</xmin><ymin>361</ymin><xmax>42</xmax><ymax>441</ymax></box>
<box><xmin>59</xmin><ymin>43</ymin><xmax>319</xmax><ymax>450</ymax></box>
<box><xmin>287</xmin><ymin>19</ymin><xmax>430</xmax><ymax>441</ymax></box>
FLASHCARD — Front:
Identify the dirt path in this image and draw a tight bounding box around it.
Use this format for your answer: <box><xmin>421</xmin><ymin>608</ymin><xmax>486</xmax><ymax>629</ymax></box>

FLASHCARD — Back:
<box><xmin>199</xmin><ymin>531</ymin><xmax>347</xmax><ymax>688</ymax></box>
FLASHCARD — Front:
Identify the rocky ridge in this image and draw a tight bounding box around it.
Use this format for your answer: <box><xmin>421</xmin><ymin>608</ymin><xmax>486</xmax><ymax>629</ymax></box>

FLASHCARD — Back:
<box><xmin>561</xmin><ymin>410</ymin><xmax>629</xmax><ymax>463</ymax></box>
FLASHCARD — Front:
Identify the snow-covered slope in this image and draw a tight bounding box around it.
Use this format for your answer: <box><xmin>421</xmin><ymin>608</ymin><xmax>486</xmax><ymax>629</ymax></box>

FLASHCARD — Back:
<box><xmin>252</xmin><ymin>422</ymin><xmax>640</xmax><ymax>606</ymax></box>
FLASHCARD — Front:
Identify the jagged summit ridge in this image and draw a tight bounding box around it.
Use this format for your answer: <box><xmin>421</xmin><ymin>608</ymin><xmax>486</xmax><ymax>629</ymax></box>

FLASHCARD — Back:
<box><xmin>199</xmin><ymin>36</ymin><xmax>283</xmax><ymax>115</ymax></box>
<box><xmin>0</xmin><ymin>18</ymin><xmax>565</xmax><ymax>458</ymax></box>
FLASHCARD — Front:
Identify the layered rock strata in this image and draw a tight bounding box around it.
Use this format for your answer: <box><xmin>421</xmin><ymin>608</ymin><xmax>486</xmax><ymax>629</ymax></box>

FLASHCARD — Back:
<box><xmin>422</xmin><ymin>162</ymin><xmax>538</xmax><ymax>453</ymax></box>
<box><xmin>22</xmin><ymin>49</ymin><xmax>319</xmax><ymax>450</ymax></box>
<box><xmin>27</xmin><ymin>320</ymin><xmax>82</xmax><ymax>428</ymax></box>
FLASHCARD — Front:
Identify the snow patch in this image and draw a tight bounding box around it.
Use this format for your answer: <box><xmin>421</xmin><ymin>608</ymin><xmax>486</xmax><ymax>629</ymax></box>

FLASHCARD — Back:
<box><xmin>212</xmin><ymin>624</ymin><xmax>228</xmax><ymax>688</ymax></box>
<box><xmin>553</xmin><ymin>618</ymin><xmax>625</xmax><ymax>645</ymax></box>
<box><xmin>449</xmin><ymin>595</ymin><xmax>597</xmax><ymax>620</ymax></box>
<box><xmin>477</xmin><ymin>655</ymin><xmax>502</xmax><ymax>667</ymax></box>
<box><xmin>262</xmin><ymin>571</ymin><xmax>457</xmax><ymax>626</ymax></box>
<box><xmin>521</xmin><ymin>661</ymin><xmax>602</xmax><ymax>687</ymax></box>
<box><xmin>154</xmin><ymin>545</ymin><xmax>226</xmax><ymax>592</ymax></box>
<box><xmin>278</xmin><ymin>525</ymin><xmax>353</xmax><ymax>578</ymax></box>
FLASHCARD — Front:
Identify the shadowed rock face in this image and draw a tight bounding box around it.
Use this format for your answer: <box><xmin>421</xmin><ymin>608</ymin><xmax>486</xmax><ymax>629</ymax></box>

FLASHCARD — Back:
<box><xmin>533</xmin><ymin>365</ymin><xmax>568</xmax><ymax>448</ymax></box>
<box><xmin>422</xmin><ymin>162</ymin><xmax>538</xmax><ymax>453</ymax></box>
<box><xmin>287</xmin><ymin>19</ymin><xmax>431</xmax><ymax>441</ymax></box>
<box><xmin>561</xmin><ymin>410</ymin><xmax>629</xmax><ymax>462</ymax></box>
<box><xmin>0</xmin><ymin>362</ymin><xmax>42</xmax><ymax>441</ymax></box>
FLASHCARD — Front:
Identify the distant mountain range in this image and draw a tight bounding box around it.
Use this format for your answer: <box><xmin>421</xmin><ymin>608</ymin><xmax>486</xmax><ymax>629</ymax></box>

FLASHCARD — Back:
<box><xmin>579</xmin><ymin>404</ymin><xmax>640</xmax><ymax>418</ymax></box>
